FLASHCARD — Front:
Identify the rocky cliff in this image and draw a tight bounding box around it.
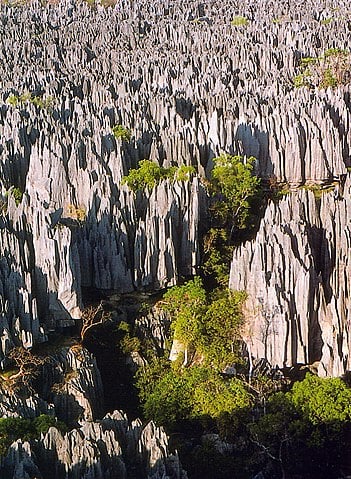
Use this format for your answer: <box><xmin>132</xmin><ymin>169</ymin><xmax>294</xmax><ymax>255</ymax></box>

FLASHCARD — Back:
<box><xmin>1</xmin><ymin>412</ymin><xmax>186</xmax><ymax>479</ymax></box>
<box><xmin>230</xmin><ymin>176</ymin><xmax>351</xmax><ymax>377</ymax></box>
<box><xmin>1</xmin><ymin>0</ymin><xmax>351</xmax><ymax>474</ymax></box>
<box><xmin>0</xmin><ymin>345</ymin><xmax>184</xmax><ymax>479</ymax></box>
<box><xmin>1</xmin><ymin>0</ymin><xmax>351</xmax><ymax>368</ymax></box>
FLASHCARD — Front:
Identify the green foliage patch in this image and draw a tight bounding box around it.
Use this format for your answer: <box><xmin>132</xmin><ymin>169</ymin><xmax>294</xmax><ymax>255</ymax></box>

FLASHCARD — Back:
<box><xmin>112</xmin><ymin>124</ymin><xmax>132</xmax><ymax>142</ymax></box>
<box><xmin>203</xmin><ymin>154</ymin><xmax>261</xmax><ymax>286</ymax></box>
<box><xmin>161</xmin><ymin>277</ymin><xmax>245</xmax><ymax>369</ymax></box>
<box><xmin>7</xmin><ymin>92</ymin><xmax>54</xmax><ymax>110</ymax></box>
<box><xmin>210</xmin><ymin>154</ymin><xmax>260</xmax><ymax>231</ymax></box>
<box><xmin>5</xmin><ymin>187</ymin><xmax>23</xmax><ymax>206</ymax></box>
<box><xmin>249</xmin><ymin>374</ymin><xmax>351</xmax><ymax>477</ymax></box>
<box><xmin>294</xmin><ymin>48</ymin><xmax>351</xmax><ymax>89</ymax></box>
<box><xmin>137</xmin><ymin>361</ymin><xmax>253</xmax><ymax>429</ymax></box>
<box><xmin>231</xmin><ymin>16</ymin><xmax>249</xmax><ymax>27</ymax></box>
<box><xmin>136</xmin><ymin>277</ymin><xmax>249</xmax><ymax>430</ymax></box>
<box><xmin>116</xmin><ymin>321</ymin><xmax>141</xmax><ymax>354</ymax></box>
<box><xmin>0</xmin><ymin>415</ymin><xmax>67</xmax><ymax>456</ymax></box>
<box><xmin>122</xmin><ymin>160</ymin><xmax>196</xmax><ymax>192</ymax></box>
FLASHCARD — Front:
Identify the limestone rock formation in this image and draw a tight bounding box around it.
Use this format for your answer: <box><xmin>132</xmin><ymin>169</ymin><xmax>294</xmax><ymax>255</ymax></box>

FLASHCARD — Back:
<box><xmin>1</xmin><ymin>0</ymin><xmax>351</xmax><ymax>476</ymax></box>
<box><xmin>1</xmin><ymin>0</ymin><xmax>351</xmax><ymax>361</ymax></box>
<box><xmin>46</xmin><ymin>345</ymin><xmax>105</xmax><ymax>424</ymax></box>
<box><xmin>0</xmin><ymin>345</ymin><xmax>103</xmax><ymax>425</ymax></box>
<box><xmin>230</xmin><ymin>176</ymin><xmax>351</xmax><ymax>377</ymax></box>
<box><xmin>1</xmin><ymin>411</ymin><xmax>187</xmax><ymax>479</ymax></box>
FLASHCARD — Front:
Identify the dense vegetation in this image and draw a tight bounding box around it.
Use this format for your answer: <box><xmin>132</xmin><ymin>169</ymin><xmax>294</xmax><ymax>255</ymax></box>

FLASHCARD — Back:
<box><xmin>0</xmin><ymin>415</ymin><xmax>67</xmax><ymax>456</ymax></box>
<box><xmin>134</xmin><ymin>280</ymin><xmax>351</xmax><ymax>478</ymax></box>
<box><xmin>136</xmin><ymin>277</ymin><xmax>249</xmax><ymax>430</ymax></box>
<box><xmin>204</xmin><ymin>154</ymin><xmax>261</xmax><ymax>286</ymax></box>
<box><xmin>249</xmin><ymin>374</ymin><xmax>351</xmax><ymax>478</ymax></box>
<box><xmin>122</xmin><ymin>152</ymin><xmax>351</xmax><ymax>478</ymax></box>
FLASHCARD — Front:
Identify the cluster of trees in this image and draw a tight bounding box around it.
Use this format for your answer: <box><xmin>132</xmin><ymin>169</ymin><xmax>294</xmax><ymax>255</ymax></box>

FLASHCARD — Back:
<box><xmin>203</xmin><ymin>154</ymin><xmax>261</xmax><ymax>287</ymax></box>
<box><xmin>161</xmin><ymin>276</ymin><xmax>246</xmax><ymax>369</ymax></box>
<box><xmin>249</xmin><ymin>374</ymin><xmax>351</xmax><ymax>478</ymax></box>
<box><xmin>136</xmin><ymin>276</ymin><xmax>250</xmax><ymax>430</ymax></box>
<box><xmin>125</xmin><ymin>153</ymin><xmax>351</xmax><ymax>478</ymax></box>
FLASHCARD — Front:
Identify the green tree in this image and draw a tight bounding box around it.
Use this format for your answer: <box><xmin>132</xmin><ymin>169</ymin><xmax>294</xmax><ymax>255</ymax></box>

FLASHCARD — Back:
<box><xmin>200</xmin><ymin>289</ymin><xmax>246</xmax><ymax>368</ymax></box>
<box><xmin>112</xmin><ymin>124</ymin><xmax>132</xmax><ymax>141</ymax></box>
<box><xmin>0</xmin><ymin>417</ymin><xmax>32</xmax><ymax>455</ymax></box>
<box><xmin>122</xmin><ymin>160</ymin><xmax>196</xmax><ymax>192</ymax></box>
<box><xmin>202</xmin><ymin>228</ymin><xmax>232</xmax><ymax>287</ymax></box>
<box><xmin>160</xmin><ymin>278</ymin><xmax>246</xmax><ymax>368</ymax></box>
<box><xmin>162</xmin><ymin>276</ymin><xmax>207</xmax><ymax>347</ymax></box>
<box><xmin>122</xmin><ymin>160</ymin><xmax>167</xmax><ymax>191</ymax></box>
<box><xmin>33</xmin><ymin>414</ymin><xmax>68</xmax><ymax>436</ymax></box>
<box><xmin>290</xmin><ymin>373</ymin><xmax>351</xmax><ymax>425</ymax></box>
<box><xmin>210</xmin><ymin>154</ymin><xmax>260</xmax><ymax>233</ymax></box>
<box><xmin>142</xmin><ymin>367</ymin><xmax>193</xmax><ymax>426</ymax></box>
<box><xmin>249</xmin><ymin>375</ymin><xmax>351</xmax><ymax>478</ymax></box>
<box><xmin>0</xmin><ymin>414</ymin><xmax>67</xmax><ymax>456</ymax></box>
<box><xmin>191</xmin><ymin>367</ymin><xmax>253</xmax><ymax>419</ymax></box>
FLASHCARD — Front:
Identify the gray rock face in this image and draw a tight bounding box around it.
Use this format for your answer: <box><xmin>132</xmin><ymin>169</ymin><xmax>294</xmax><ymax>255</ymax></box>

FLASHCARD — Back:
<box><xmin>230</xmin><ymin>176</ymin><xmax>351</xmax><ymax>376</ymax></box>
<box><xmin>1</xmin><ymin>411</ymin><xmax>187</xmax><ymax>479</ymax></box>
<box><xmin>1</xmin><ymin>0</ymin><xmax>351</xmax><ymax>358</ymax></box>
<box><xmin>46</xmin><ymin>346</ymin><xmax>105</xmax><ymax>424</ymax></box>
<box><xmin>0</xmin><ymin>345</ymin><xmax>104</xmax><ymax>426</ymax></box>
<box><xmin>136</xmin><ymin>305</ymin><xmax>171</xmax><ymax>357</ymax></box>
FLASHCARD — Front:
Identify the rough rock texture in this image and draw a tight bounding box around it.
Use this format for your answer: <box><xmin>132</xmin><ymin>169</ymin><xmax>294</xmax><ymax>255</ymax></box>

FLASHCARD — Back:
<box><xmin>230</xmin><ymin>176</ymin><xmax>351</xmax><ymax>377</ymax></box>
<box><xmin>0</xmin><ymin>389</ymin><xmax>54</xmax><ymax>420</ymax></box>
<box><xmin>1</xmin><ymin>0</ymin><xmax>351</xmax><ymax>379</ymax></box>
<box><xmin>1</xmin><ymin>411</ymin><xmax>187</xmax><ymax>479</ymax></box>
<box><xmin>1</xmin><ymin>0</ymin><xmax>351</xmax><ymax>360</ymax></box>
<box><xmin>0</xmin><ymin>345</ymin><xmax>104</xmax><ymax>425</ymax></box>
<box><xmin>43</xmin><ymin>345</ymin><xmax>105</xmax><ymax>424</ymax></box>
<box><xmin>136</xmin><ymin>306</ymin><xmax>171</xmax><ymax>357</ymax></box>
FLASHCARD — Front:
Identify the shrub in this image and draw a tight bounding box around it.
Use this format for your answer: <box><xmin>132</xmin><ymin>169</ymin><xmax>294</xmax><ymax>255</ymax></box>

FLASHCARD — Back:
<box><xmin>33</xmin><ymin>414</ymin><xmax>68</xmax><ymax>435</ymax></box>
<box><xmin>231</xmin><ymin>16</ymin><xmax>249</xmax><ymax>27</ymax></box>
<box><xmin>161</xmin><ymin>277</ymin><xmax>245</xmax><ymax>369</ymax></box>
<box><xmin>174</xmin><ymin>165</ymin><xmax>196</xmax><ymax>181</ymax></box>
<box><xmin>162</xmin><ymin>276</ymin><xmax>207</xmax><ymax>347</ymax></box>
<box><xmin>320</xmin><ymin>17</ymin><xmax>333</xmax><ymax>25</ymax></box>
<box><xmin>122</xmin><ymin>160</ymin><xmax>167</xmax><ymax>191</ymax></box>
<box><xmin>112</xmin><ymin>124</ymin><xmax>132</xmax><ymax>142</ymax></box>
<box><xmin>210</xmin><ymin>154</ymin><xmax>260</xmax><ymax>231</ymax></box>
<box><xmin>0</xmin><ymin>415</ymin><xmax>67</xmax><ymax>456</ymax></box>
<box><xmin>294</xmin><ymin>48</ymin><xmax>351</xmax><ymax>89</ymax></box>
<box><xmin>142</xmin><ymin>368</ymin><xmax>193</xmax><ymax>425</ymax></box>
<box><xmin>200</xmin><ymin>289</ymin><xmax>247</xmax><ymax>368</ymax></box>
<box><xmin>202</xmin><ymin>228</ymin><xmax>232</xmax><ymax>286</ymax></box>
<box><xmin>5</xmin><ymin>187</ymin><xmax>23</xmax><ymax>206</ymax></box>
<box><xmin>122</xmin><ymin>160</ymin><xmax>196</xmax><ymax>192</ymax></box>
<box><xmin>249</xmin><ymin>375</ymin><xmax>351</xmax><ymax>477</ymax></box>
<box><xmin>191</xmin><ymin>367</ymin><xmax>253</xmax><ymax>419</ymax></box>
<box><xmin>290</xmin><ymin>374</ymin><xmax>351</xmax><ymax>425</ymax></box>
<box><xmin>137</xmin><ymin>362</ymin><xmax>252</xmax><ymax>429</ymax></box>
<box><xmin>7</xmin><ymin>92</ymin><xmax>54</xmax><ymax>110</ymax></box>
<box><xmin>66</xmin><ymin>204</ymin><xmax>86</xmax><ymax>222</ymax></box>
<box><xmin>116</xmin><ymin>321</ymin><xmax>141</xmax><ymax>354</ymax></box>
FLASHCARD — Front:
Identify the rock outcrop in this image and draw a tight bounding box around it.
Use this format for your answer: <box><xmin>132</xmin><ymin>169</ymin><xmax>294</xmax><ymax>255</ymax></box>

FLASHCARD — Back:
<box><xmin>0</xmin><ymin>0</ymin><xmax>351</xmax><ymax>391</ymax></box>
<box><xmin>1</xmin><ymin>0</ymin><xmax>351</xmax><ymax>359</ymax></box>
<box><xmin>45</xmin><ymin>345</ymin><xmax>105</xmax><ymax>424</ymax></box>
<box><xmin>1</xmin><ymin>411</ymin><xmax>186</xmax><ymax>479</ymax></box>
<box><xmin>0</xmin><ymin>345</ymin><xmax>103</xmax><ymax>425</ymax></box>
<box><xmin>230</xmin><ymin>176</ymin><xmax>351</xmax><ymax>376</ymax></box>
